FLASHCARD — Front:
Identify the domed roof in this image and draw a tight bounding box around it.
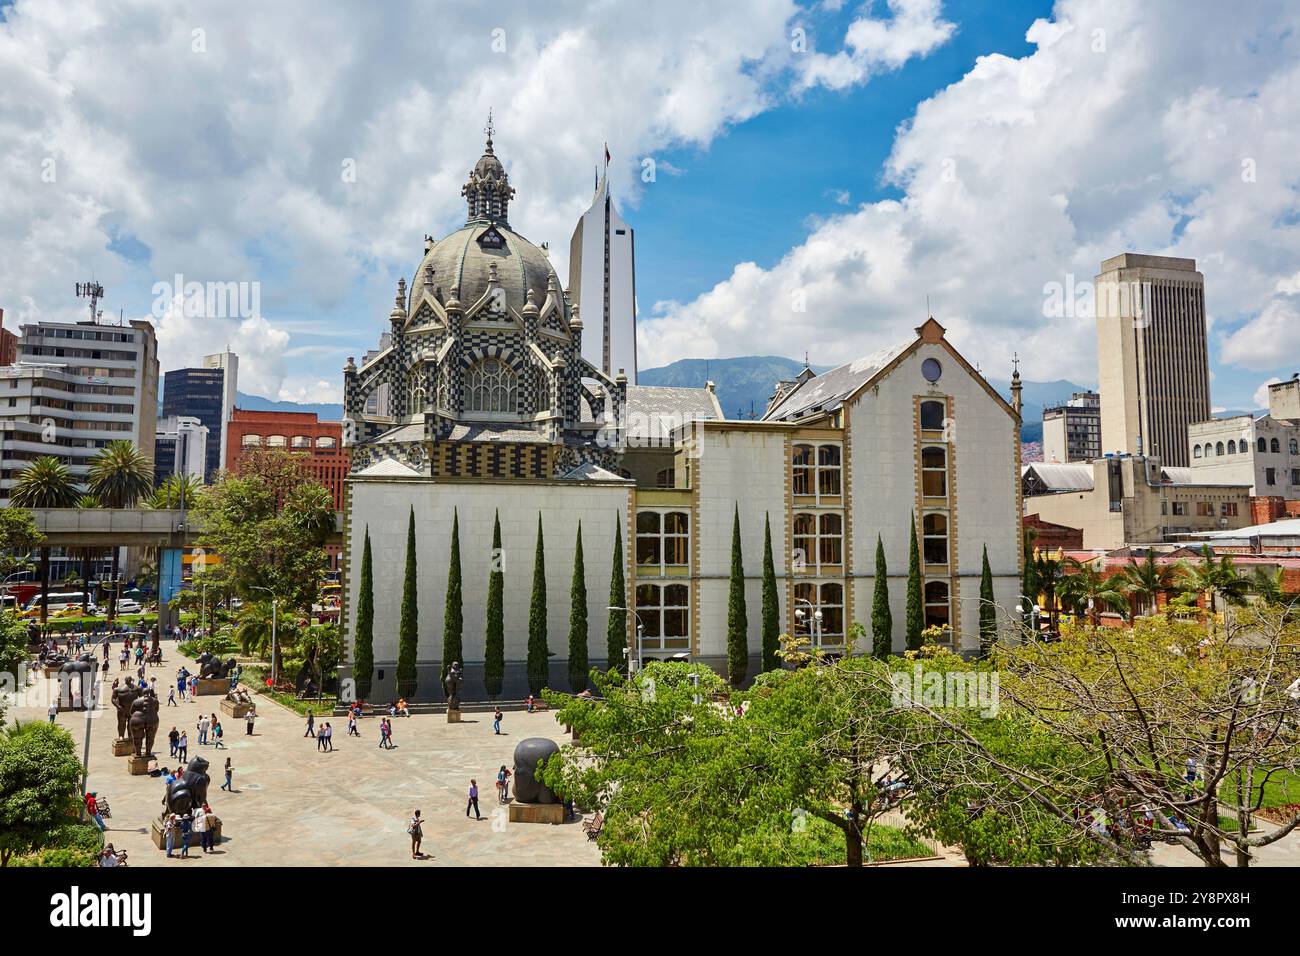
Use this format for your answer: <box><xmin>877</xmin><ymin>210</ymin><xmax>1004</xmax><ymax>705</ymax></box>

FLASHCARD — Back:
<box><xmin>414</xmin><ymin>222</ymin><xmax>559</xmax><ymax>318</ymax></box>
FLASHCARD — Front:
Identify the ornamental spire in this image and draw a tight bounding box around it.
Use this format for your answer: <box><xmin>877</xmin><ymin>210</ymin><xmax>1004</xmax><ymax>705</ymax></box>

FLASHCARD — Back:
<box><xmin>461</xmin><ymin>111</ymin><xmax>515</xmax><ymax>225</ymax></box>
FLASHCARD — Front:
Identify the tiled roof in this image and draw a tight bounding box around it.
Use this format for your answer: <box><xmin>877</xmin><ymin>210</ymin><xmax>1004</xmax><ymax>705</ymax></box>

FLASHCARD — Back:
<box><xmin>762</xmin><ymin>339</ymin><xmax>911</xmax><ymax>422</ymax></box>
<box><xmin>622</xmin><ymin>385</ymin><xmax>723</xmax><ymax>442</ymax></box>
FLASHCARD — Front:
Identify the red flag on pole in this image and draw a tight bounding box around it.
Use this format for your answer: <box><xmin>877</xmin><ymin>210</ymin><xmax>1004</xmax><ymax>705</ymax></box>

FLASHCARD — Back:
<box><xmin>604</xmin><ymin>142</ymin><xmax>611</xmax><ymax>165</ymax></box>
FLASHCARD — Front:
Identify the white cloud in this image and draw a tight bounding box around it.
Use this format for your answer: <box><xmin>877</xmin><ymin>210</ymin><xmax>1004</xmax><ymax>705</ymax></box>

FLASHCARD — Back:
<box><xmin>642</xmin><ymin>0</ymin><xmax>1300</xmax><ymax>389</ymax></box>
<box><xmin>797</xmin><ymin>0</ymin><xmax>956</xmax><ymax>91</ymax></box>
<box><xmin>1254</xmin><ymin>378</ymin><xmax>1282</xmax><ymax>410</ymax></box>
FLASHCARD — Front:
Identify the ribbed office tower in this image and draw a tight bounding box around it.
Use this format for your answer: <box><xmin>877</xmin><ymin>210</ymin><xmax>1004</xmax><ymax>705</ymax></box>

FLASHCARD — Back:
<box><xmin>1095</xmin><ymin>253</ymin><xmax>1210</xmax><ymax>467</ymax></box>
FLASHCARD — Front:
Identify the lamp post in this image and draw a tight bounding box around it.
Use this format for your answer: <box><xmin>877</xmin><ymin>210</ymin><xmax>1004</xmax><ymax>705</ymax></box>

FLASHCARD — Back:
<box><xmin>607</xmin><ymin>605</ymin><xmax>644</xmax><ymax>674</ymax></box>
<box><xmin>251</xmin><ymin>586</ymin><xmax>279</xmax><ymax>688</ymax></box>
<box><xmin>1014</xmin><ymin>594</ymin><xmax>1042</xmax><ymax>638</ymax></box>
<box><xmin>794</xmin><ymin>598</ymin><xmax>823</xmax><ymax>653</ymax></box>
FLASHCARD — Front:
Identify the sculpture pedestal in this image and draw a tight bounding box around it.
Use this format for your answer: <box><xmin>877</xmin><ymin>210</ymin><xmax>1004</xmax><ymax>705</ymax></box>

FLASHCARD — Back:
<box><xmin>43</xmin><ymin>664</ymin><xmax>62</xmax><ymax>678</ymax></box>
<box><xmin>195</xmin><ymin>678</ymin><xmax>228</xmax><ymax>696</ymax></box>
<box><xmin>112</xmin><ymin>737</ymin><xmax>135</xmax><ymax>757</ymax></box>
<box><xmin>219</xmin><ymin>699</ymin><xmax>251</xmax><ymax>718</ymax></box>
<box><xmin>508</xmin><ymin>802</ymin><xmax>565</xmax><ymax>825</ymax></box>
<box><xmin>446</xmin><ymin>708</ymin><xmax>462</xmax><ymax>723</ymax></box>
<box><xmin>127</xmin><ymin>754</ymin><xmax>154</xmax><ymax>775</ymax></box>
<box><xmin>151</xmin><ymin>815</ymin><xmax>222</xmax><ymax>850</ymax></box>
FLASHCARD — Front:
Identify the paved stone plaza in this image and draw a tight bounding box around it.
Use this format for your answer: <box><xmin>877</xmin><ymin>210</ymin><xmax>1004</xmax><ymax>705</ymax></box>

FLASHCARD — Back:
<box><xmin>10</xmin><ymin>645</ymin><xmax>601</xmax><ymax>867</ymax></box>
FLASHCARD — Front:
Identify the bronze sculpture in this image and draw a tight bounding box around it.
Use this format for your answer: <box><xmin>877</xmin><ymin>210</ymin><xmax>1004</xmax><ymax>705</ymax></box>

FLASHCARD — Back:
<box><xmin>164</xmin><ymin>756</ymin><xmax>211</xmax><ymax>816</ymax></box>
<box><xmin>127</xmin><ymin>689</ymin><xmax>160</xmax><ymax>757</ymax></box>
<box><xmin>198</xmin><ymin>655</ymin><xmax>237</xmax><ymax>680</ymax></box>
<box><xmin>111</xmin><ymin>682</ymin><xmax>142</xmax><ymax>739</ymax></box>
<box><xmin>444</xmin><ymin>661</ymin><xmax>464</xmax><ymax>710</ymax></box>
<box><xmin>56</xmin><ymin>654</ymin><xmax>97</xmax><ymax>711</ymax></box>
<box><xmin>513</xmin><ymin>737</ymin><xmax>561</xmax><ymax>804</ymax></box>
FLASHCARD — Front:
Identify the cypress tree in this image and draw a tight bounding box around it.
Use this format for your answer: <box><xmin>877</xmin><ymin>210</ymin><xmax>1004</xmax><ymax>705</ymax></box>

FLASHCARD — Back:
<box><xmin>396</xmin><ymin>506</ymin><xmax>419</xmax><ymax>698</ymax></box>
<box><xmin>607</xmin><ymin>516</ymin><xmax>627</xmax><ymax>674</ymax></box>
<box><xmin>567</xmin><ymin>521</ymin><xmax>589</xmax><ymax>692</ymax></box>
<box><xmin>979</xmin><ymin>544</ymin><xmax>997</xmax><ymax>657</ymax></box>
<box><xmin>726</xmin><ymin>504</ymin><xmax>748</xmax><ymax>686</ymax></box>
<box><xmin>352</xmin><ymin>525</ymin><xmax>375</xmax><ymax>701</ymax></box>
<box><xmin>871</xmin><ymin>534</ymin><xmax>892</xmax><ymax>658</ymax></box>
<box><xmin>526</xmin><ymin>512</ymin><xmax>549</xmax><ymax>695</ymax></box>
<box><xmin>760</xmin><ymin>512</ymin><xmax>780</xmax><ymax>672</ymax></box>
<box><xmin>441</xmin><ymin>508</ymin><xmax>463</xmax><ymax>685</ymax></box>
<box><xmin>483</xmin><ymin>510</ymin><xmax>505</xmax><ymax>699</ymax></box>
<box><xmin>905</xmin><ymin>512</ymin><xmax>923</xmax><ymax>651</ymax></box>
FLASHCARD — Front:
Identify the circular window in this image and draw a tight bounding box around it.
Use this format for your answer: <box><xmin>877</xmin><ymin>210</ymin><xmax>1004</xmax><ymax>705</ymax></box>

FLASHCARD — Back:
<box><xmin>921</xmin><ymin>357</ymin><xmax>943</xmax><ymax>383</ymax></box>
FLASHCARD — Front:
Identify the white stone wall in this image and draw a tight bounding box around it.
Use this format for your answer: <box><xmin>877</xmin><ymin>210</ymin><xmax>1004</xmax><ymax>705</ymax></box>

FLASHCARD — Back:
<box><xmin>346</xmin><ymin>477</ymin><xmax>630</xmax><ymax>697</ymax></box>
<box><xmin>693</xmin><ymin>428</ymin><xmax>788</xmax><ymax>666</ymax></box>
<box><xmin>848</xmin><ymin>343</ymin><xmax>1021</xmax><ymax>652</ymax></box>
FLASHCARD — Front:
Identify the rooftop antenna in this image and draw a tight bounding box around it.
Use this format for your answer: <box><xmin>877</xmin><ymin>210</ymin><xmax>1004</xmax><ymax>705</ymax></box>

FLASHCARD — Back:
<box><xmin>925</xmin><ymin>294</ymin><xmax>930</xmax><ymax>317</ymax></box>
<box><xmin>75</xmin><ymin>279</ymin><xmax>105</xmax><ymax>324</ymax></box>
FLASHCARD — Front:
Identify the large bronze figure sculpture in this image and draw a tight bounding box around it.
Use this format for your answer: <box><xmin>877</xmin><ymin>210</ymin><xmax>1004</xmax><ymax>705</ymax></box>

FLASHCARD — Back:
<box><xmin>112</xmin><ymin>682</ymin><xmax>142</xmax><ymax>739</ymax></box>
<box><xmin>164</xmin><ymin>756</ymin><xmax>211</xmax><ymax>816</ymax></box>
<box><xmin>444</xmin><ymin>661</ymin><xmax>464</xmax><ymax>710</ymax></box>
<box><xmin>512</xmin><ymin>737</ymin><xmax>561</xmax><ymax>804</ymax></box>
<box><xmin>128</xmin><ymin>689</ymin><xmax>160</xmax><ymax>757</ymax></box>
<box><xmin>197</xmin><ymin>654</ymin><xmax>237</xmax><ymax>680</ymax></box>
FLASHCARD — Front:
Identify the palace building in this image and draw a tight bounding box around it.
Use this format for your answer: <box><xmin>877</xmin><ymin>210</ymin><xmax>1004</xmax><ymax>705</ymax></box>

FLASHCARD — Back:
<box><xmin>339</xmin><ymin>127</ymin><xmax>1024</xmax><ymax>701</ymax></box>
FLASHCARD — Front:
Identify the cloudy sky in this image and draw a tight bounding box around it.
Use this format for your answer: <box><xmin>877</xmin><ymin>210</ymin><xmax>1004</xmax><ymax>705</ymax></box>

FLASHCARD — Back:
<box><xmin>1</xmin><ymin>0</ymin><xmax>1297</xmax><ymax>410</ymax></box>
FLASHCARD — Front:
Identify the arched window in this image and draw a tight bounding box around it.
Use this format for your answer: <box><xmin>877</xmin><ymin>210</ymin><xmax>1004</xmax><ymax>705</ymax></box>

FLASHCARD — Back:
<box><xmin>465</xmin><ymin>358</ymin><xmax>518</xmax><ymax>413</ymax></box>
<box><xmin>655</xmin><ymin>467</ymin><xmax>675</xmax><ymax>489</ymax></box>
<box><xmin>921</xmin><ymin>446</ymin><xmax>947</xmax><ymax>498</ymax></box>
<box><xmin>1241</xmin><ymin>440</ymin><xmax>1250</xmax><ymax>454</ymax></box>
<box><xmin>409</xmin><ymin>386</ymin><xmax>426</xmax><ymax>416</ymax></box>
<box><xmin>1194</xmin><ymin>445</ymin><xmax>1203</xmax><ymax>459</ymax></box>
<box><xmin>793</xmin><ymin>512</ymin><xmax>842</xmax><ymax>570</ymax></box>
<box><xmin>818</xmin><ymin>513</ymin><xmax>842</xmax><ymax>565</ymax></box>
<box><xmin>817</xmin><ymin>444</ymin><xmax>842</xmax><ymax>495</ymax></box>
<box><xmin>266</xmin><ymin>434</ymin><xmax>286</xmax><ymax>447</ymax></box>
<box><xmin>793</xmin><ymin>582</ymin><xmax>844</xmax><ymax>644</ymax></box>
<box><xmin>922</xmin><ymin>513</ymin><xmax>949</xmax><ymax>565</ymax></box>
<box><xmin>532</xmin><ymin>367</ymin><xmax>550</xmax><ymax>413</ymax></box>
<box><xmin>920</xmin><ymin>400</ymin><xmax>945</xmax><ymax>431</ymax></box>
<box><xmin>241</xmin><ymin>433</ymin><xmax>262</xmax><ymax>447</ymax></box>
<box><xmin>291</xmin><ymin>435</ymin><xmax>311</xmax><ymax>448</ymax></box>
<box><xmin>924</xmin><ymin>581</ymin><xmax>951</xmax><ymax>630</ymax></box>
<box><xmin>1291</xmin><ymin>440</ymin><xmax>1299</xmax><ymax>455</ymax></box>
<box><xmin>315</xmin><ymin>436</ymin><xmax>336</xmax><ymax>448</ymax></box>
<box><xmin>636</xmin><ymin>511</ymin><xmax>688</xmax><ymax>569</ymax></box>
<box><xmin>1258</xmin><ymin>437</ymin><xmax>1268</xmax><ymax>453</ymax></box>
<box><xmin>1216</xmin><ymin>442</ymin><xmax>1224</xmax><ymax>456</ymax></box>
<box><xmin>793</xmin><ymin>513</ymin><xmax>815</xmax><ymax>570</ymax></box>
<box><xmin>1272</xmin><ymin>438</ymin><xmax>1282</xmax><ymax>453</ymax></box>
<box><xmin>1228</xmin><ymin>440</ymin><xmax>1237</xmax><ymax>454</ymax></box>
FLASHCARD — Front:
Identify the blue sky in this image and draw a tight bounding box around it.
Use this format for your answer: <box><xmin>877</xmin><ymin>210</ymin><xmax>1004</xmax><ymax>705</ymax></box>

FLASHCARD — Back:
<box><xmin>2</xmin><ymin>0</ymin><xmax>1297</xmax><ymax>412</ymax></box>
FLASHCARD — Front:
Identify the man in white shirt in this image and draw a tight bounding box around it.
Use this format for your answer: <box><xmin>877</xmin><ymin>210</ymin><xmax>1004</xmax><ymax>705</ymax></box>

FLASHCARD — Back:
<box><xmin>191</xmin><ymin>806</ymin><xmax>210</xmax><ymax>853</ymax></box>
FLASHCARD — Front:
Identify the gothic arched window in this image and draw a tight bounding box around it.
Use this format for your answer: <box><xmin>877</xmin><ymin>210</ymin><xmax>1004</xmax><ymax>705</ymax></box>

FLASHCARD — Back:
<box><xmin>465</xmin><ymin>358</ymin><xmax>518</xmax><ymax>413</ymax></box>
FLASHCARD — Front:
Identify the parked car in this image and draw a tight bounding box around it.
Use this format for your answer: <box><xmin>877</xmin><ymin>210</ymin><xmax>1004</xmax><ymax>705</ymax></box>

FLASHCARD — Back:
<box><xmin>116</xmin><ymin>599</ymin><xmax>143</xmax><ymax>614</ymax></box>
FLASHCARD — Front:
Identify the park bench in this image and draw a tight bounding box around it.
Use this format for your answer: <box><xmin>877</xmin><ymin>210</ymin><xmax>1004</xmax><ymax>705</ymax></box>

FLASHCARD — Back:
<box><xmin>583</xmin><ymin>812</ymin><xmax>604</xmax><ymax>841</ymax></box>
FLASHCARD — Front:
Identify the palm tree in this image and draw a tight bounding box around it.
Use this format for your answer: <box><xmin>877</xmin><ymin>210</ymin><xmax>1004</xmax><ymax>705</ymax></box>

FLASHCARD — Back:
<box><xmin>1060</xmin><ymin>558</ymin><xmax>1129</xmax><ymax>626</ymax></box>
<box><xmin>86</xmin><ymin>440</ymin><xmax>154</xmax><ymax>620</ymax></box>
<box><xmin>1032</xmin><ymin>549</ymin><xmax>1069</xmax><ymax>637</ymax></box>
<box><xmin>10</xmin><ymin>456</ymin><xmax>79</xmax><ymax>625</ymax></box>
<box><xmin>1118</xmin><ymin>550</ymin><xmax>1182</xmax><ymax>617</ymax></box>
<box><xmin>72</xmin><ymin>494</ymin><xmax>100</xmax><ymax>611</ymax></box>
<box><xmin>1180</xmin><ymin>545</ymin><xmax>1250</xmax><ymax>621</ymax></box>
<box><xmin>147</xmin><ymin>473</ymin><xmax>202</xmax><ymax>510</ymax></box>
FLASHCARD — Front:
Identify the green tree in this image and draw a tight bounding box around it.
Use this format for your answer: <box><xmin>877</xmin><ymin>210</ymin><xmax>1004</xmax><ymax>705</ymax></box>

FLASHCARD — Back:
<box><xmin>0</xmin><ymin>721</ymin><xmax>85</xmax><ymax>866</ymax></box>
<box><xmin>905</xmin><ymin>513</ymin><xmax>923</xmax><ymax>651</ymax></box>
<box><xmin>1060</xmin><ymin>558</ymin><xmax>1130</xmax><ymax>625</ymax></box>
<box><xmin>726</xmin><ymin>504</ymin><xmax>748</xmax><ymax>686</ymax></box>
<box><xmin>396</xmin><ymin>507</ymin><xmax>419</xmax><ymax>699</ymax></box>
<box><xmin>87</xmin><ymin>439</ymin><xmax>154</xmax><ymax>620</ymax></box>
<box><xmin>978</xmin><ymin>545</ymin><xmax>997</xmax><ymax>657</ymax></box>
<box><xmin>606</xmin><ymin>516</ymin><xmax>627</xmax><ymax>673</ymax></box>
<box><xmin>1181</xmin><ymin>545</ymin><xmax>1251</xmax><ymax>620</ymax></box>
<box><xmin>1118</xmin><ymin>550</ymin><xmax>1181</xmax><ymax>616</ymax></box>
<box><xmin>441</xmin><ymin>508</ymin><xmax>463</xmax><ymax>685</ymax></box>
<box><xmin>10</xmin><ymin>457</ymin><xmax>78</xmax><ymax>626</ymax></box>
<box><xmin>871</xmin><ymin>534</ymin><xmax>892</xmax><ymax>658</ymax></box>
<box><xmin>147</xmin><ymin>473</ymin><xmax>202</xmax><ymax>510</ymax></box>
<box><xmin>352</xmin><ymin>526</ymin><xmax>375</xmax><ymax>702</ymax></box>
<box><xmin>527</xmin><ymin>513</ymin><xmax>549</xmax><ymax>695</ymax></box>
<box><xmin>484</xmin><ymin>511</ymin><xmax>505</xmax><ymax>698</ymax></box>
<box><xmin>0</xmin><ymin>612</ymin><xmax>29</xmax><ymax>694</ymax></box>
<box><xmin>568</xmin><ymin>522</ymin><xmax>590</xmax><ymax>692</ymax></box>
<box><xmin>760</xmin><ymin>513</ymin><xmax>780</xmax><ymax>672</ymax></box>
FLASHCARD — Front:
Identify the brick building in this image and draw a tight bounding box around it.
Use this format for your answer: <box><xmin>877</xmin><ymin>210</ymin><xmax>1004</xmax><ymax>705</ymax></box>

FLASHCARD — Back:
<box><xmin>0</xmin><ymin>308</ymin><xmax>16</xmax><ymax>366</ymax></box>
<box><xmin>224</xmin><ymin>408</ymin><xmax>347</xmax><ymax>510</ymax></box>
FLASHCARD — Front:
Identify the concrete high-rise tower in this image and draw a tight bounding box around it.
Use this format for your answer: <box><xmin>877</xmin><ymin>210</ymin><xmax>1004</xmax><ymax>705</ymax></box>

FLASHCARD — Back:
<box><xmin>1095</xmin><ymin>253</ymin><xmax>1210</xmax><ymax>468</ymax></box>
<box><xmin>569</xmin><ymin>157</ymin><xmax>637</xmax><ymax>384</ymax></box>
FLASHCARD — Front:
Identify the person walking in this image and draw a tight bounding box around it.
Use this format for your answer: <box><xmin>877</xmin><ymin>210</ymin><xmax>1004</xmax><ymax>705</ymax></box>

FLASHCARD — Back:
<box><xmin>317</xmin><ymin>721</ymin><xmax>327</xmax><ymax>752</ymax></box>
<box><xmin>167</xmin><ymin>686</ymin><xmax>177</xmax><ymax>707</ymax></box>
<box><xmin>245</xmin><ymin>709</ymin><xmax>256</xmax><ymax>735</ymax></box>
<box><xmin>304</xmin><ymin>710</ymin><xmax>316</xmax><ymax>738</ymax></box>
<box><xmin>212</xmin><ymin>719</ymin><xmax>225</xmax><ymax>749</ymax></box>
<box><xmin>119</xmin><ymin>648</ymin><xmax>128</xmax><ymax>671</ymax></box>
<box><xmin>197</xmin><ymin>714</ymin><xmax>209</xmax><ymax>746</ymax></box>
<box><xmin>347</xmin><ymin>713</ymin><xmax>359</xmax><ymax>737</ymax></box>
<box><xmin>168</xmin><ymin>727</ymin><xmax>180</xmax><ymax>757</ymax></box>
<box><xmin>493</xmin><ymin>707</ymin><xmax>503</xmax><ymax>735</ymax></box>
<box><xmin>322</xmin><ymin>722</ymin><xmax>333</xmax><ymax>752</ymax></box>
<box><xmin>379</xmin><ymin>718</ymin><xmax>393</xmax><ymax>749</ymax></box>
<box><xmin>409</xmin><ymin>810</ymin><xmax>424</xmax><ymax>859</ymax></box>
<box><xmin>179</xmin><ymin>814</ymin><xmax>192</xmax><ymax>858</ymax></box>
<box><xmin>466</xmin><ymin>780</ymin><xmax>481</xmax><ymax>820</ymax></box>
<box><xmin>177</xmin><ymin>730</ymin><xmax>188</xmax><ymax>763</ymax></box>
<box><xmin>85</xmin><ymin>791</ymin><xmax>106</xmax><ymax>831</ymax></box>
<box><xmin>220</xmin><ymin>757</ymin><xmax>234</xmax><ymax>791</ymax></box>
<box><xmin>47</xmin><ymin>700</ymin><xmax>57</xmax><ymax>724</ymax></box>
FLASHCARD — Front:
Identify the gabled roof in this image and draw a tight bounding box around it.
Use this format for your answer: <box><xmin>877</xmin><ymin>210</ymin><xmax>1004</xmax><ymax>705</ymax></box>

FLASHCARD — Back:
<box><xmin>556</xmin><ymin>461</ymin><xmax>627</xmax><ymax>482</ymax></box>
<box><xmin>1022</xmin><ymin>461</ymin><xmax>1095</xmax><ymax>493</ymax></box>
<box><xmin>355</xmin><ymin>458</ymin><xmax>423</xmax><ymax>478</ymax></box>
<box><xmin>762</xmin><ymin>340</ymin><xmax>911</xmax><ymax>422</ymax></box>
<box><xmin>622</xmin><ymin>384</ymin><xmax>723</xmax><ymax>442</ymax></box>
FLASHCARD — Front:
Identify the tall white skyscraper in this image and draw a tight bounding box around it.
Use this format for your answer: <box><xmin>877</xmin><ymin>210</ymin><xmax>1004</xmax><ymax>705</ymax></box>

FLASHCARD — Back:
<box><xmin>569</xmin><ymin>162</ymin><xmax>637</xmax><ymax>383</ymax></box>
<box><xmin>203</xmin><ymin>348</ymin><xmax>238</xmax><ymax>474</ymax></box>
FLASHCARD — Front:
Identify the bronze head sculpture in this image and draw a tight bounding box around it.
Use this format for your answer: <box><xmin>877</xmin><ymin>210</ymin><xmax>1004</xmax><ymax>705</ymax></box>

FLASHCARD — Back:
<box><xmin>513</xmin><ymin>737</ymin><xmax>561</xmax><ymax>804</ymax></box>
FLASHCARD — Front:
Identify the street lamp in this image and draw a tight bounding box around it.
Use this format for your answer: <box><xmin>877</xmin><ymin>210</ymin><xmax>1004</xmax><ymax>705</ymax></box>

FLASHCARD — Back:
<box><xmin>794</xmin><ymin>598</ymin><xmax>823</xmax><ymax>652</ymax></box>
<box><xmin>1014</xmin><ymin>594</ymin><xmax>1043</xmax><ymax>637</ymax></box>
<box><xmin>251</xmin><ymin>586</ymin><xmax>279</xmax><ymax>688</ymax></box>
<box><xmin>77</xmin><ymin>627</ymin><xmax>148</xmax><ymax>811</ymax></box>
<box><xmin>607</xmin><ymin>605</ymin><xmax>644</xmax><ymax>673</ymax></box>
